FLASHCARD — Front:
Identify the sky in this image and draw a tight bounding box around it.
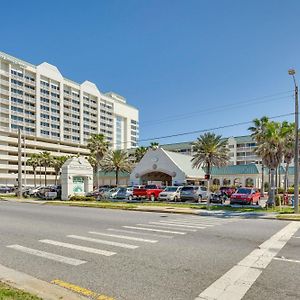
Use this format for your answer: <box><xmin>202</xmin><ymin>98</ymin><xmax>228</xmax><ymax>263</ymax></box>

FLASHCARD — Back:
<box><xmin>2</xmin><ymin>0</ymin><xmax>300</xmax><ymax>146</ymax></box>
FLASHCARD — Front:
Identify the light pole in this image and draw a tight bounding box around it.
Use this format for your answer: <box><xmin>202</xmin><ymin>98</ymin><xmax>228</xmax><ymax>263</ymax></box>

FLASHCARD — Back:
<box><xmin>289</xmin><ymin>68</ymin><xmax>299</xmax><ymax>213</ymax></box>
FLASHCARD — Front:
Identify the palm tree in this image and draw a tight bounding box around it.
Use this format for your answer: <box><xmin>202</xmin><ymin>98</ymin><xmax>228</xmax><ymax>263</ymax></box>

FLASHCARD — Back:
<box><xmin>191</xmin><ymin>132</ymin><xmax>230</xmax><ymax>205</ymax></box>
<box><xmin>248</xmin><ymin>116</ymin><xmax>269</xmax><ymax>196</ymax></box>
<box><xmin>253</xmin><ymin>121</ymin><xmax>292</xmax><ymax>206</ymax></box>
<box><xmin>149</xmin><ymin>142</ymin><xmax>159</xmax><ymax>150</ymax></box>
<box><xmin>52</xmin><ymin>156</ymin><xmax>68</xmax><ymax>185</ymax></box>
<box><xmin>27</xmin><ymin>154</ymin><xmax>40</xmax><ymax>187</ymax></box>
<box><xmin>101</xmin><ymin>150</ymin><xmax>132</xmax><ymax>185</ymax></box>
<box><xmin>40</xmin><ymin>152</ymin><xmax>52</xmax><ymax>186</ymax></box>
<box><xmin>87</xmin><ymin>134</ymin><xmax>109</xmax><ymax>188</ymax></box>
<box><xmin>134</xmin><ymin>146</ymin><xmax>148</xmax><ymax>162</ymax></box>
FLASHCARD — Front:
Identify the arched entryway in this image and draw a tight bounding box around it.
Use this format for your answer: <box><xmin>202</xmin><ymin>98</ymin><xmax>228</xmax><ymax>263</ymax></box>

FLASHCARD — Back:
<box><xmin>140</xmin><ymin>171</ymin><xmax>172</xmax><ymax>186</ymax></box>
<box><xmin>245</xmin><ymin>178</ymin><xmax>254</xmax><ymax>187</ymax></box>
<box><xmin>234</xmin><ymin>178</ymin><xmax>241</xmax><ymax>186</ymax></box>
<box><xmin>223</xmin><ymin>178</ymin><xmax>231</xmax><ymax>186</ymax></box>
<box><xmin>213</xmin><ymin>178</ymin><xmax>220</xmax><ymax>185</ymax></box>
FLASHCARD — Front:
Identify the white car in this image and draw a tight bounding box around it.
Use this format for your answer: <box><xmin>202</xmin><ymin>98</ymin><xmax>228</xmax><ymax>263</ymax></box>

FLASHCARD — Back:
<box><xmin>158</xmin><ymin>186</ymin><xmax>182</xmax><ymax>201</ymax></box>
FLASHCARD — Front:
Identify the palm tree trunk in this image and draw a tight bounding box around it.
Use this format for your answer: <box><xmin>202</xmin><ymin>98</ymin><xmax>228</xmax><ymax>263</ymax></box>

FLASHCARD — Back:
<box><xmin>33</xmin><ymin>168</ymin><xmax>36</xmax><ymax>187</ymax></box>
<box><xmin>284</xmin><ymin>163</ymin><xmax>290</xmax><ymax>192</ymax></box>
<box><xmin>116</xmin><ymin>168</ymin><xmax>119</xmax><ymax>186</ymax></box>
<box><xmin>55</xmin><ymin>173</ymin><xmax>58</xmax><ymax>185</ymax></box>
<box><xmin>96</xmin><ymin>163</ymin><xmax>100</xmax><ymax>189</ymax></box>
<box><xmin>268</xmin><ymin>168</ymin><xmax>276</xmax><ymax>207</ymax></box>
<box><xmin>206</xmin><ymin>164</ymin><xmax>211</xmax><ymax>208</ymax></box>
<box><xmin>39</xmin><ymin>166</ymin><xmax>42</xmax><ymax>186</ymax></box>
<box><xmin>44</xmin><ymin>166</ymin><xmax>47</xmax><ymax>186</ymax></box>
<box><xmin>260</xmin><ymin>164</ymin><xmax>264</xmax><ymax>197</ymax></box>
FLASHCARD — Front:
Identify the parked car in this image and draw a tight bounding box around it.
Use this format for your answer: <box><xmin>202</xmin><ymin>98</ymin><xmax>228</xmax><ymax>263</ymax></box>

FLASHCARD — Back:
<box><xmin>230</xmin><ymin>187</ymin><xmax>260</xmax><ymax>205</ymax></box>
<box><xmin>113</xmin><ymin>187</ymin><xmax>133</xmax><ymax>200</ymax></box>
<box><xmin>180</xmin><ymin>186</ymin><xmax>207</xmax><ymax>202</ymax></box>
<box><xmin>132</xmin><ymin>185</ymin><xmax>164</xmax><ymax>201</ymax></box>
<box><xmin>219</xmin><ymin>186</ymin><xmax>236</xmax><ymax>197</ymax></box>
<box><xmin>0</xmin><ymin>186</ymin><xmax>13</xmax><ymax>193</ymax></box>
<box><xmin>209</xmin><ymin>191</ymin><xmax>227</xmax><ymax>204</ymax></box>
<box><xmin>158</xmin><ymin>186</ymin><xmax>182</xmax><ymax>201</ymax></box>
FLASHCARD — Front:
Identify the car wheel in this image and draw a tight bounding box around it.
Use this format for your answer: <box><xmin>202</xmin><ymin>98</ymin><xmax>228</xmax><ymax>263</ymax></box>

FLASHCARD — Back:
<box><xmin>128</xmin><ymin>195</ymin><xmax>133</xmax><ymax>201</ymax></box>
<box><xmin>150</xmin><ymin>194</ymin><xmax>155</xmax><ymax>202</ymax></box>
<box><xmin>256</xmin><ymin>199</ymin><xmax>259</xmax><ymax>205</ymax></box>
<box><xmin>174</xmin><ymin>196</ymin><xmax>178</xmax><ymax>202</ymax></box>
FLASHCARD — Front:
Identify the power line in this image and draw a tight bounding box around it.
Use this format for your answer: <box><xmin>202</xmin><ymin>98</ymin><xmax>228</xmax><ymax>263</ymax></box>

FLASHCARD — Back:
<box><xmin>141</xmin><ymin>90</ymin><xmax>293</xmax><ymax>126</ymax></box>
<box><xmin>125</xmin><ymin>112</ymin><xmax>294</xmax><ymax>145</ymax></box>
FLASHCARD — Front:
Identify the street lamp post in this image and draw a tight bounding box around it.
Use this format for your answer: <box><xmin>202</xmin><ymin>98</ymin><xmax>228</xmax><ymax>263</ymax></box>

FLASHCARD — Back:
<box><xmin>289</xmin><ymin>69</ymin><xmax>299</xmax><ymax>214</ymax></box>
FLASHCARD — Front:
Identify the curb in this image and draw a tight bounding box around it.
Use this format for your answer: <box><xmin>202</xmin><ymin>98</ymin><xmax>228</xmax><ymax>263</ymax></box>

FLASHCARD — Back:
<box><xmin>0</xmin><ymin>263</ymin><xmax>87</xmax><ymax>300</ymax></box>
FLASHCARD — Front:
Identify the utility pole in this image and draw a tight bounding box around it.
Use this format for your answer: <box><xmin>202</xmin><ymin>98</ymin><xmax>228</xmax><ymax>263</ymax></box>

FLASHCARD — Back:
<box><xmin>18</xmin><ymin>128</ymin><xmax>22</xmax><ymax>198</ymax></box>
<box><xmin>289</xmin><ymin>69</ymin><xmax>299</xmax><ymax>213</ymax></box>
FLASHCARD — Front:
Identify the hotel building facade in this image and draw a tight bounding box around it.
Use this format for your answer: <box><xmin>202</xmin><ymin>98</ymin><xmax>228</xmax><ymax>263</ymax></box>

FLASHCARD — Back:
<box><xmin>0</xmin><ymin>51</ymin><xmax>139</xmax><ymax>186</ymax></box>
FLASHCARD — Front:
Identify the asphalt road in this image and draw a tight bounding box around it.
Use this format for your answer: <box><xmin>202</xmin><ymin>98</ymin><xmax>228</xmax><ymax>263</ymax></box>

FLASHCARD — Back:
<box><xmin>0</xmin><ymin>201</ymin><xmax>299</xmax><ymax>300</ymax></box>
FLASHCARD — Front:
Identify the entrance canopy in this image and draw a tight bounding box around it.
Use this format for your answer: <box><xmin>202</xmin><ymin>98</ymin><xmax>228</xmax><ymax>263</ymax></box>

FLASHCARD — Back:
<box><xmin>130</xmin><ymin>148</ymin><xmax>205</xmax><ymax>186</ymax></box>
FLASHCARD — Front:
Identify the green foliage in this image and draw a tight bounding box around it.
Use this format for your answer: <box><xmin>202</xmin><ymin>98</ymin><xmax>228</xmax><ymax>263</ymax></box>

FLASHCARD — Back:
<box><xmin>275</xmin><ymin>195</ymin><xmax>281</xmax><ymax>206</ymax></box>
<box><xmin>69</xmin><ymin>195</ymin><xmax>96</xmax><ymax>201</ymax></box>
<box><xmin>209</xmin><ymin>185</ymin><xmax>220</xmax><ymax>192</ymax></box>
<box><xmin>277</xmin><ymin>187</ymin><xmax>284</xmax><ymax>194</ymax></box>
<box><xmin>0</xmin><ymin>282</ymin><xmax>42</xmax><ymax>300</ymax></box>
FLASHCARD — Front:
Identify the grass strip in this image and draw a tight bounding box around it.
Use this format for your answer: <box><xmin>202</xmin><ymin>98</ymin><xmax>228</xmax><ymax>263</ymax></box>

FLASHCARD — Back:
<box><xmin>0</xmin><ymin>282</ymin><xmax>42</xmax><ymax>300</ymax></box>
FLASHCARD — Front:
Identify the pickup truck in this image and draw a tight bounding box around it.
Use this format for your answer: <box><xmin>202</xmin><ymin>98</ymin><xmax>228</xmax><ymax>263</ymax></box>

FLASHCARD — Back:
<box><xmin>131</xmin><ymin>184</ymin><xmax>164</xmax><ymax>201</ymax></box>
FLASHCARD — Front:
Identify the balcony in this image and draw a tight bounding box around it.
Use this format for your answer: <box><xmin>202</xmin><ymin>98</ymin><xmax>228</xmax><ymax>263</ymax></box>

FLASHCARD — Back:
<box><xmin>0</xmin><ymin>70</ymin><xmax>9</xmax><ymax>77</ymax></box>
<box><xmin>0</xmin><ymin>89</ymin><xmax>9</xmax><ymax>96</ymax></box>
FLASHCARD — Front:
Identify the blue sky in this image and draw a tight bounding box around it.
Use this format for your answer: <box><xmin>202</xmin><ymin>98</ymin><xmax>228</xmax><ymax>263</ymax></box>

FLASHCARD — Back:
<box><xmin>2</xmin><ymin>0</ymin><xmax>300</xmax><ymax>146</ymax></box>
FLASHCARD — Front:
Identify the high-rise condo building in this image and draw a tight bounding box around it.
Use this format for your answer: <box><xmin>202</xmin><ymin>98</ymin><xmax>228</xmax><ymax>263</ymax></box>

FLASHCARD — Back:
<box><xmin>0</xmin><ymin>51</ymin><xmax>139</xmax><ymax>186</ymax></box>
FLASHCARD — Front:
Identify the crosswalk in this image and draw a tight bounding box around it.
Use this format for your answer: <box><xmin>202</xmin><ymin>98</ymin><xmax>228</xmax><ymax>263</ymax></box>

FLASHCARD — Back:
<box><xmin>6</xmin><ymin>215</ymin><xmax>239</xmax><ymax>267</ymax></box>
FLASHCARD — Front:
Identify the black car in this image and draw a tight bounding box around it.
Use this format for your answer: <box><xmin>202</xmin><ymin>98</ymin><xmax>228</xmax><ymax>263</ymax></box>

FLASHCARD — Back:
<box><xmin>0</xmin><ymin>186</ymin><xmax>13</xmax><ymax>193</ymax></box>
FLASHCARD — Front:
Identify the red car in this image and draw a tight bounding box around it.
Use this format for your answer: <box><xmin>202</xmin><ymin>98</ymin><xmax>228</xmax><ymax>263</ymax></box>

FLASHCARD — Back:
<box><xmin>132</xmin><ymin>185</ymin><xmax>164</xmax><ymax>201</ymax></box>
<box><xmin>230</xmin><ymin>187</ymin><xmax>260</xmax><ymax>205</ymax></box>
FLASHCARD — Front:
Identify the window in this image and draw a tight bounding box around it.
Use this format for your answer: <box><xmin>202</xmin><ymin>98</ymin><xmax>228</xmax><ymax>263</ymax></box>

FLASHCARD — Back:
<box><xmin>41</xmin><ymin>122</ymin><xmax>49</xmax><ymax>127</ymax></box>
<box><xmin>11</xmin><ymin>115</ymin><xmax>23</xmax><ymax>122</ymax></box>
<box><xmin>41</xmin><ymin>113</ymin><xmax>49</xmax><ymax>119</ymax></box>
<box><xmin>25</xmin><ymin>110</ymin><xmax>35</xmax><ymax>115</ymax></box>
<box><xmin>25</xmin><ymin>127</ymin><xmax>35</xmax><ymax>133</ymax></box>
<box><xmin>41</xmin><ymin>105</ymin><xmax>50</xmax><ymax>111</ymax></box>
<box><xmin>25</xmin><ymin>118</ymin><xmax>35</xmax><ymax>124</ymax></box>
<box><xmin>11</xmin><ymin>79</ymin><xmax>23</xmax><ymax>86</ymax></box>
<box><xmin>11</xmin><ymin>97</ymin><xmax>23</xmax><ymax>104</ymax></box>
<box><xmin>11</xmin><ymin>88</ymin><xmax>23</xmax><ymax>95</ymax></box>
<box><xmin>41</xmin><ymin>130</ymin><xmax>49</xmax><ymax>135</ymax></box>
<box><xmin>40</xmin><ymin>89</ymin><xmax>49</xmax><ymax>95</ymax></box>
<box><xmin>51</xmin><ymin>116</ymin><xmax>60</xmax><ymax>122</ymax></box>
<box><xmin>51</xmin><ymin>108</ymin><xmax>60</xmax><ymax>114</ymax></box>
<box><xmin>11</xmin><ymin>106</ymin><xmax>23</xmax><ymax>113</ymax></box>
<box><xmin>11</xmin><ymin>124</ymin><xmax>23</xmax><ymax>130</ymax></box>
<box><xmin>41</xmin><ymin>97</ymin><xmax>49</xmax><ymax>103</ymax></box>
<box><xmin>51</xmin><ymin>132</ymin><xmax>60</xmax><ymax>137</ymax></box>
<box><xmin>51</xmin><ymin>124</ymin><xmax>60</xmax><ymax>129</ymax></box>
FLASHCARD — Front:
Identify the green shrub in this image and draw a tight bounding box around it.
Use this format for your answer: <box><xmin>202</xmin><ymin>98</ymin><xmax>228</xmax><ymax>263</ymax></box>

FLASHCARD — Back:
<box><xmin>69</xmin><ymin>195</ymin><xmax>96</xmax><ymax>201</ymax></box>
<box><xmin>210</xmin><ymin>185</ymin><xmax>220</xmax><ymax>192</ymax></box>
<box><xmin>277</xmin><ymin>187</ymin><xmax>284</xmax><ymax>194</ymax></box>
<box><xmin>275</xmin><ymin>195</ymin><xmax>282</xmax><ymax>206</ymax></box>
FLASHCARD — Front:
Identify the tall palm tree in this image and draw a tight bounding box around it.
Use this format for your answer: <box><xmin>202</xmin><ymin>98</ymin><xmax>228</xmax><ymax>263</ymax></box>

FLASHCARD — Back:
<box><xmin>52</xmin><ymin>156</ymin><xmax>68</xmax><ymax>185</ymax></box>
<box><xmin>149</xmin><ymin>142</ymin><xmax>159</xmax><ymax>150</ymax></box>
<box><xmin>191</xmin><ymin>132</ymin><xmax>230</xmax><ymax>205</ymax></box>
<box><xmin>87</xmin><ymin>134</ymin><xmax>109</xmax><ymax>188</ymax></box>
<box><xmin>254</xmin><ymin>121</ymin><xmax>291</xmax><ymax>206</ymax></box>
<box><xmin>101</xmin><ymin>150</ymin><xmax>132</xmax><ymax>186</ymax></box>
<box><xmin>248</xmin><ymin>116</ymin><xmax>269</xmax><ymax>196</ymax></box>
<box><xmin>134</xmin><ymin>146</ymin><xmax>148</xmax><ymax>162</ymax></box>
<box><xmin>27</xmin><ymin>154</ymin><xmax>40</xmax><ymax>187</ymax></box>
<box><xmin>40</xmin><ymin>152</ymin><xmax>52</xmax><ymax>186</ymax></box>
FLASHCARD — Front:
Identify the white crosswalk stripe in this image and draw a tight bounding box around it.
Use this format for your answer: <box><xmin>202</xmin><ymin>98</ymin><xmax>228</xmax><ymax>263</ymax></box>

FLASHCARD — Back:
<box><xmin>123</xmin><ymin>226</ymin><xmax>186</xmax><ymax>235</ymax></box>
<box><xmin>39</xmin><ymin>239</ymin><xmax>116</xmax><ymax>256</ymax></box>
<box><xmin>107</xmin><ymin>228</ymin><xmax>174</xmax><ymax>238</ymax></box>
<box><xmin>7</xmin><ymin>245</ymin><xmax>86</xmax><ymax>266</ymax></box>
<box><xmin>67</xmin><ymin>235</ymin><xmax>138</xmax><ymax>249</ymax></box>
<box><xmin>147</xmin><ymin>222</ymin><xmax>205</xmax><ymax>229</ymax></box>
<box><xmin>89</xmin><ymin>231</ymin><xmax>158</xmax><ymax>243</ymax></box>
<box><xmin>136</xmin><ymin>224</ymin><xmax>197</xmax><ymax>232</ymax></box>
<box><xmin>157</xmin><ymin>220</ymin><xmax>216</xmax><ymax>226</ymax></box>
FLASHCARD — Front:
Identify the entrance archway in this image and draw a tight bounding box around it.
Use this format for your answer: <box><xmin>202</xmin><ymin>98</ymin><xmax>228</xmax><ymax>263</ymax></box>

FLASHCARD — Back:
<box><xmin>245</xmin><ymin>178</ymin><xmax>254</xmax><ymax>187</ymax></box>
<box><xmin>140</xmin><ymin>171</ymin><xmax>172</xmax><ymax>186</ymax></box>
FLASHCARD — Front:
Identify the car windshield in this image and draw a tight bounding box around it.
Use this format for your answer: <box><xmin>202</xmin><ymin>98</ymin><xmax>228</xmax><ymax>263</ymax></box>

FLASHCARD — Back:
<box><xmin>145</xmin><ymin>185</ymin><xmax>158</xmax><ymax>189</ymax></box>
<box><xmin>164</xmin><ymin>187</ymin><xmax>178</xmax><ymax>192</ymax></box>
<box><xmin>118</xmin><ymin>188</ymin><xmax>126</xmax><ymax>192</ymax></box>
<box><xmin>181</xmin><ymin>186</ymin><xmax>194</xmax><ymax>191</ymax></box>
<box><xmin>237</xmin><ymin>188</ymin><xmax>251</xmax><ymax>194</ymax></box>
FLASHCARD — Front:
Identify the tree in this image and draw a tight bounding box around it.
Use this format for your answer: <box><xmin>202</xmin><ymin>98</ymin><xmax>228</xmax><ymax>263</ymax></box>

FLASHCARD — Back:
<box><xmin>248</xmin><ymin>116</ymin><xmax>269</xmax><ymax>196</ymax></box>
<box><xmin>87</xmin><ymin>134</ymin><xmax>109</xmax><ymax>188</ymax></box>
<box><xmin>52</xmin><ymin>156</ymin><xmax>68</xmax><ymax>185</ymax></box>
<box><xmin>101</xmin><ymin>150</ymin><xmax>132</xmax><ymax>186</ymax></box>
<box><xmin>40</xmin><ymin>152</ymin><xmax>52</xmax><ymax>186</ymax></box>
<box><xmin>27</xmin><ymin>154</ymin><xmax>40</xmax><ymax>187</ymax></box>
<box><xmin>253</xmin><ymin>121</ymin><xmax>293</xmax><ymax>206</ymax></box>
<box><xmin>149</xmin><ymin>142</ymin><xmax>159</xmax><ymax>150</ymax></box>
<box><xmin>134</xmin><ymin>146</ymin><xmax>148</xmax><ymax>162</ymax></box>
<box><xmin>191</xmin><ymin>132</ymin><xmax>230</xmax><ymax>206</ymax></box>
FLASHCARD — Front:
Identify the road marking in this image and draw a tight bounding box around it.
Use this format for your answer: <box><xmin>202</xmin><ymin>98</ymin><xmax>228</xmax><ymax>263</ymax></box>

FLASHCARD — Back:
<box><xmin>273</xmin><ymin>257</ymin><xmax>300</xmax><ymax>264</ymax></box>
<box><xmin>7</xmin><ymin>245</ymin><xmax>86</xmax><ymax>266</ymax></box>
<box><xmin>67</xmin><ymin>235</ymin><xmax>138</xmax><ymax>249</ymax></box>
<box><xmin>136</xmin><ymin>223</ymin><xmax>197</xmax><ymax>232</ymax></box>
<box><xmin>292</xmin><ymin>236</ymin><xmax>300</xmax><ymax>239</ymax></box>
<box><xmin>195</xmin><ymin>221</ymin><xmax>300</xmax><ymax>300</ymax></box>
<box><xmin>172</xmin><ymin>218</ymin><xmax>231</xmax><ymax>224</ymax></box>
<box><xmin>167</xmin><ymin>219</ymin><xmax>223</xmax><ymax>225</ymax></box>
<box><xmin>89</xmin><ymin>231</ymin><xmax>158</xmax><ymax>243</ymax></box>
<box><xmin>51</xmin><ymin>279</ymin><xmax>114</xmax><ymax>300</ymax></box>
<box><xmin>148</xmin><ymin>222</ymin><xmax>205</xmax><ymax>229</ymax></box>
<box><xmin>123</xmin><ymin>226</ymin><xmax>186</xmax><ymax>235</ymax></box>
<box><xmin>107</xmin><ymin>228</ymin><xmax>173</xmax><ymax>238</ymax></box>
<box><xmin>39</xmin><ymin>240</ymin><xmax>116</xmax><ymax>256</ymax></box>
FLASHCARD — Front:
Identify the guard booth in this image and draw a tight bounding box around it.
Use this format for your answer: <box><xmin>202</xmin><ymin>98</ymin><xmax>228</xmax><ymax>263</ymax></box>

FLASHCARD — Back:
<box><xmin>61</xmin><ymin>157</ymin><xmax>93</xmax><ymax>200</ymax></box>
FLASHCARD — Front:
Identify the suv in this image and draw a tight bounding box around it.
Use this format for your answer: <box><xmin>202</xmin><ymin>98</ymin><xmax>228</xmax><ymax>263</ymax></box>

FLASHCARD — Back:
<box><xmin>180</xmin><ymin>186</ymin><xmax>207</xmax><ymax>202</ymax></box>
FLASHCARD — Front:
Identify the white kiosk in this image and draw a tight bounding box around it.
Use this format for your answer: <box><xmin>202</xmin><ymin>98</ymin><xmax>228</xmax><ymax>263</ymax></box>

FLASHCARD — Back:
<box><xmin>61</xmin><ymin>157</ymin><xmax>93</xmax><ymax>200</ymax></box>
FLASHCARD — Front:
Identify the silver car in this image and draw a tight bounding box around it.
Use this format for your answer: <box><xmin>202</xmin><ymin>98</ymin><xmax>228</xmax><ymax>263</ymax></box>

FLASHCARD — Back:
<box><xmin>180</xmin><ymin>186</ymin><xmax>207</xmax><ymax>202</ymax></box>
<box><xmin>158</xmin><ymin>186</ymin><xmax>182</xmax><ymax>201</ymax></box>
